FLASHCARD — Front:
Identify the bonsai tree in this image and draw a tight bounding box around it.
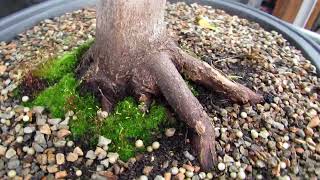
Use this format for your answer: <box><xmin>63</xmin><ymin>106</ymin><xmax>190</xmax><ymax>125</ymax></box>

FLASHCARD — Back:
<box><xmin>76</xmin><ymin>0</ymin><xmax>263</xmax><ymax>170</ymax></box>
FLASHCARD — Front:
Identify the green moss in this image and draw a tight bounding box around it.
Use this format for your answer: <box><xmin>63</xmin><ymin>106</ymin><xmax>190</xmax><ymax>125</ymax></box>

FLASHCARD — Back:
<box><xmin>100</xmin><ymin>97</ymin><xmax>167</xmax><ymax>160</ymax></box>
<box><xmin>33</xmin><ymin>39</ymin><xmax>94</xmax><ymax>82</ymax></box>
<box><xmin>27</xmin><ymin>39</ymin><xmax>167</xmax><ymax>161</ymax></box>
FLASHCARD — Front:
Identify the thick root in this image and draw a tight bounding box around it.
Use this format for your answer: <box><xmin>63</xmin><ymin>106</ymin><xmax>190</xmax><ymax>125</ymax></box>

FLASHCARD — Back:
<box><xmin>149</xmin><ymin>52</ymin><xmax>216</xmax><ymax>170</ymax></box>
<box><xmin>171</xmin><ymin>46</ymin><xmax>263</xmax><ymax>104</ymax></box>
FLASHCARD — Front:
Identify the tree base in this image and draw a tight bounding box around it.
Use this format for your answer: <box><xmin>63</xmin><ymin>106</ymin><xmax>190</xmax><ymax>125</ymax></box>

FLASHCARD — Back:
<box><xmin>76</xmin><ymin>40</ymin><xmax>263</xmax><ymax>170</ymax></box>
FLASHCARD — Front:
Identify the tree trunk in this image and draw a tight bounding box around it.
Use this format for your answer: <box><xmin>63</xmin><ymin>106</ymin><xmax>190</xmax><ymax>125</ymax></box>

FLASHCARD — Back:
<box><xmin>77</xmin><ymin>0</ymin><xmax>263</xmax><ymax>171</ymax></box>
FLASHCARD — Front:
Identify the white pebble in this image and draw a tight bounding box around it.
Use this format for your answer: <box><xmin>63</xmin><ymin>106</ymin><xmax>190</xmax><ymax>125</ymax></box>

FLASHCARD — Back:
<box><xmin>256</xmin><ymin>174</ymin><xmax>263</xmax><ymax>179</ymax></box>
<box><xmin>198</xmin><ymin>172</ymin><xmax>206</xmax><ymax>179</ymax></box>
<box><xmin>22</xmin><ymin>146</ymin><xmax>29</xmax><ymax>152</ymax></box>
<box><xmin>206</xmin><ymin>172</ymin><xmax>213</xmax><ymax>179</ymax></box>
<box><xmin>251</xmin><ymin>129</ymin><xmax>259</xmax><ymax>139</ymax></box>
<box><xmin>23</xmin><ymin>115</ymin><xmax>30</xmax><ymax>122</ymax></box>
<box><xmin>185</xmin><ymin>171</ymin><xmax>194</xmax><ymax>178</ymax></box>
<box><xmin>16</xmin><ymin>136</ymin><xmax>23</xmax><ymax>143</ymax></box>
<box><xmin>76</xmin><ymin>170</ymin><xmax>82</xmax><ymax>177</ymax></box>
<box><xmin>135</xmin><ymin>139</ymin><xmax>144</xmax><ymax>148</ymax></box>
<box><xmin>179</xmin><ymin>167</ymin><xmax>186</xmax><ymax>174</ymax></box>
<box><xmin>236</xmin><ymin>130</ymin><xmax>243</xmax><ymax>138</ymax></box>
<box><xmin>152</xmin><ymin>141</ymin><xmax>160</xmax><ymax>150</ymax></box>
<box><xmin>22</xmin><ymin>96</ymin><xmax>29</xmax><ymax>102</ymax></box>
<box><xmin>7</xmin><ymin>170</ymin><xmax>16</xmax><ymax>178</ymax></box>
<box><xmin>230</xmin><ymin>172</ymin><xmax>237</xmax><ymax>179</ymax></box>
<box><xmin>67</xmin><ymin>141</ymin><xmax>74</xmax><ymax>147</ymax></box>
<box><xmin>139</xmin><ymin>175</ymin><xmax>148</xmax><ymax>180</ymax></box>
<box><xmin>27</xmin><ymin>148</ymin><xmax>35</xmax><ymax>155</ymax></box>
<box><xmin>282</xmin><ymin>142</ymin><xmax>290</xmax><ymax>149</ymax></box>
<box><xmin>240</xmin><ymin>112</ymin><xmax>247</xmax><ymax>118</ymax></box>
<box><xmin>0</xmin><ymin>119</ymin><xmax>6</xmax><ymax>124</ymax></box>
<box><xmin>283</xmin><ymin>135</ymin><xmax>290</xmax><ymax>141</ymax></box>
<box><xmin>280</xmin><ymin>161</ymin><xmax>286</xmax><ymax>169</ymax></box>
<box><xmin>238</xmin><ymin>170</ymin><xmax>246</xmax><ymax>179</ymax></box>
<box><xmin>171</xmin><ymin>167</ymin><xmax>179</xmax><ymax>175</ymax></box>
<box><xmin>146</xmin><ymin>146</ymin><xmax>153</xmax><ymax>152</ymax></box>
<box><xmin>165</xmin><ymin>128</ymin><xmax>176</xmax><ymax>137</ymax></box>
<box><xmin>23</xmin><ymin>107</ymin><xmax>30</xmax><ymax>112</ymax></box>
<box><xmin>5</xmin><ymin>120</ymin><xmax>11</xmax><ymax>126</ymax></box>
<box><xmin>235</xmin><ymin>161</ymin><xmax>241</xmax><ymax>167</ymax></box>
<box><xmin>218</xmin><ymin>162</ymin><xmax>226</xmax><ymax>171</ymax></box>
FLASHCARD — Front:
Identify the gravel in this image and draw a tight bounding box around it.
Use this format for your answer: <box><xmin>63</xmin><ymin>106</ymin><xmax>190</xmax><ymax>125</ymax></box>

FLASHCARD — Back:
<box><xmin>0</xmin><ymin>2</ymin><xmax>319</xmax><ymax>179</ymax></box>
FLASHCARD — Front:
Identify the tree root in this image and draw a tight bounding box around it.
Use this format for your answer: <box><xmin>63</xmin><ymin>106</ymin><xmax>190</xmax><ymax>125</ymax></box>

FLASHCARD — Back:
<box><xmin>77</xmin><ymin>41</ymin><xmax>263</xmax><ymax>171</ymax></box>
<box><xmin>170</xmin><ymin>45</ymin><xmax>263</xmax><ymax>104</ymax></box>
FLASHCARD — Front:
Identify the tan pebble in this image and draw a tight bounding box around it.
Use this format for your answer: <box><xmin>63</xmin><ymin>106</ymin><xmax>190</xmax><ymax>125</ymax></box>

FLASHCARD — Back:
<box><xmin>174</xmin><ymin>173</ymin><xmax>185</xmax><ymax>180</ymax></box>
<box><xmin>73</xmin><ymin>147</ymin><xmax>84</xmax><ymax>156</ymax></box>
<box><xmin>182</xmin><ymin>164</ymin><xmax>194</xmax><ymax>172</ymax></box>
<box><xmin>47</xmin><ymin>165</ymin><xmax>58</xmax><ymax>173</ymax></box>
<box><xmin>143</xmin><ymin>166</ymin><xmax>153</xmax><ymax>175</ymax></box>
<box><xmin>39</xmin><ymin>124</ymin><xmax>51</xmax><ymax>135</ymax></box>
<box><xmin>66</xmin><ymin>152</ymin><xmax>78</xmax><ymax>162</ymax></box>
<box><xmin>57</xmin><ymin>129</ymin><xmax>71</xmax><ymax>138</ymax></box>
<box><xmin>308</xmin><ymin>116</ymin><xmax>319</xmax><ymax>128</ymax></box>
<box><xmin>295</xmin><ymin>147</ymin><xmax>305</xmax><ymax>154</ymax></box>
<box><xmin>55</xmin><ymin>171</ymin><xmax>68</xmax><ymax>179</ymax></box>
<box><xmin>164</xmin><ymin>172</ymin><xmax>171</xmax><ymax>180</ymax></box>
<box><xmin>56</xmin><ymin>153</ymin><xmax>65</xmax><ymax>165</ymax></box>
<box><xmin>194</xmin><ymin>166</ymin><xmax>200</xmax><ymax>173</ymax></box>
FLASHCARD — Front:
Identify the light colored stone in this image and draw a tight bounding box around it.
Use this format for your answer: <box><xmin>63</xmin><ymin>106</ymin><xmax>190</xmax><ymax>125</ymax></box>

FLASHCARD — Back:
<box><xmin>101</xmin><ymin>159</ymin><xmax>109</xmax><ymax>168</ymax></box>
<box><xmin>57</xmin><ymin>129</ymin><xmax>71</xmax><ymax>138</ymax></box>
<box><xmin>85</xmin><ymin>150</ymin><xmax>96</xmax><ymax>160</ymax></box>
<box><xmin>5</xmin><ymin>148</ymin><xmax>16</xmax><ymax>159</ymax></box>
<box><xmin>135</xmin><ymin>139</ymin><xmax>144</xmax><ymax>148</ymax></box>
<box><xmin>66</xmin><ymin>152</ymin><xmax>78</xmax><ymax>162</ymax></box>
<box><xmin>55</xmin><ymin>171</ymin><xmax>68</xmax><ymax>179</ymax></box>
<box><xmin>76</xmin><ymin>170</ymin><xmax>82</xmax><ymax>177</ymax></box>
<box><xmin>185</xmin><ymin>171</ymin><xmax>194</xmax><ymax>178</ymax></box>
<box><xmin>147</xmin><ymin>146</ymin><xmax>153</xmax><ymax>152</ymax></box>
<box><xmin>308</xmin><ymin>116</ymin><xmax>319</xmax><ymax>128</ymax></box>
<box><xmin>39</xmin><ymin>124</ymin><xmax>51</xmax><ymax>135</ymax></box>
<box><xmin>140</xmin><ymin>175</ymin><xmax>148</xmax><ymax>180</ymax></box>
<box><xmin>251</xmin><ymin>129</ymin><xmax>259</xmax><ymax>139</ymax></box>
<box><xmin>107</xmin><ymin>152</ymin><xmax>119</xmax><ymax>164</ymax></box>
<box><xmin>165</xmin><ymin>128</ymin><xmax>176</xmax><ymax>137</ymax></box>
<box><xmin>218</xmin><ymin>162</ymin><xmax>226</xmax><ymax>171</ymax></box>
<box><xmin>74</xmin><ymin>147</ymin><xmax>84</xmax><ymax>156</ymax></box>
<box><xmin>152</xmin><ymin>141</ymin><xmax>160</xmax><ymax>150</ymax></box>
<box><xmin>7</xmin><ymin>170</ymin><xmax>16</xmax><ymax>178</ymax></box>
<box><xmin>48</xmin><ymin>118</ymin><xmax>61</xmax><ymax>125</ymax></box>
<box><xmin>0</xmin><ymin>145</ymin><xmax>7</xmax><ymax>156</ymax></box>
<box><xmin>95</xmin><ymin>147</ymin><xmax>107</xmax><ymax>160</ymax></box>
<box><xmin>47</xmin><ymin>165</ymin><xmax>58</xmax><ymax>173</ymax></box>
<box><xmin>56</xmin><ymin>153</ymin><xmax>65</xmax><ymax>165</ymax></box>
<box><xmin>22</xmin><ymin>96</ymin><xmax>29</xmax><ymax>102</ymax></box>
<box><xmin>97</xmin><ymin>136</ymin><xmax>111</xmax><ymax>147</ymax></box>
<box><xmin>171</xmin><ymin>167</ymin><xmax>179</xmax><ymax>175</ymax></box>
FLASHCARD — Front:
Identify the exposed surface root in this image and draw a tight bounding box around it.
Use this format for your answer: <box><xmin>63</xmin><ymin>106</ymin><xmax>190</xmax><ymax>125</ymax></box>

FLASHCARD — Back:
<box><xmin>76</xmin><ymin>41</ymin><xmax>263</xmax><ymax>170</ymax></box>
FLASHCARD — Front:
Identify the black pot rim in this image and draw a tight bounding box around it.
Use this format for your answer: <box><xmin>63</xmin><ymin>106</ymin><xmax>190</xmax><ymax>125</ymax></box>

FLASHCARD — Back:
<box><xmin>0</xmin><ymin>0</ymin><xmax>319</xmax><ymax>74</ymax></box>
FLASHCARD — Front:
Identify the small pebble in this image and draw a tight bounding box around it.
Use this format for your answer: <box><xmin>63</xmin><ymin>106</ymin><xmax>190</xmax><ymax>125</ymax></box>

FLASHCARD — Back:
<box><xmin>7</xmin><ymin>170</ymin><xmax>16</xmax><ymax>178</ymax></box>
<box><xmin>22</xmin><ymin>96</ymin><xmax>29</xmax><ymax>102</ymax></box>
<box><xmin>139</xmin><ymin>175</ymin><xmax>148</xmax><ymax>180</ymax></box>
<box><xmin>179</xmin><ymin>167</ymin><xmax>186</xmax><ymax>174</ymax></box>
<box><xmin>152</xmin><ymin>141</ymin><xmax>160</xmax><ymax>150</ymax></box>
<box><xmin>238</xmin><ymin>170</ymin><xmax>246</xmax><ymax>179</ymax></box>
<box><xmin>280</xmin><ymin>161</ymin><xmax>286</xmax><ymax>169</ymax></box>
<box><xmin>147</xmin><ymin>146</ymin><xmax>153</xmax><ymax>152</ymax></box>
<box><xmin>76</xmin><ymin>170</ymin><xmax>82</xmax><ymax>177</ymax></box>
<box><xmin>185</xmin><ymin>171</ymin><xmax>194</xmax><ymax>178</ymax></box>
<box><xmin>206</xmin><ymin>172</ymin><xmax>213</xmax><ymax>179</ymax></box>
<box><xmin>135</xmin><ymin>139</ymin><xmax>144</xmax><ymax>148</ymax></box>
<box><xmin>236</xmin><ymin>130</ymin><xmax>243</xmax><ymax>138</ymax></box>
<box><xmin>230</xmin><ymin>172</ymin><xmax>237</xmax><ymax>179</ymax></box>
<box><xmin>251</xmin><ymin>129</ymin><xmax>259</xmax><ymax>139</ymax></box>
<box><xmin>218</xmin><ymin>162</ymin><xmax>226</xmax><ymax>171</ymax></box>
<box><xmin>16</xmin><ymin>136</ymin><xmax>23</xmax><ymax>143</ymax></box>
<box><xmin>240</xmin><ymin>112</ymin><xmax>247</xmax><ymax>118</ymax></box>
<box><xmin>165</xmin><ymin>128</ymin><xmax>176</xmax><ymax>137</ymax></box>
<box><xmin>171</xmin><ymin>167</ymin><xmax>179</xmax><ymax>175</ymax></box>
<box><xmin>23</xmin><ymin>115</ymin><xmax>30</xmax><ymax>122</ymax></box>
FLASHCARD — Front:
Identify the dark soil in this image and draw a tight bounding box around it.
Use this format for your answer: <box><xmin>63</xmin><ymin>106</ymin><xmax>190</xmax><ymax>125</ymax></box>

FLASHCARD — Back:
<box><xmin>119</xmin><ymin>129</ymin><xmax>199</xmax><ymax>179</ymax></box>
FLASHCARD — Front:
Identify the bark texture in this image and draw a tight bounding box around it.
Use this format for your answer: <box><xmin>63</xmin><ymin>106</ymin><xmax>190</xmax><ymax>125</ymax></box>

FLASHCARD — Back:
<box><xmin>77</xmin><ymin>0</ymin><xmax>263</xmax><ymax>171</ymax></box>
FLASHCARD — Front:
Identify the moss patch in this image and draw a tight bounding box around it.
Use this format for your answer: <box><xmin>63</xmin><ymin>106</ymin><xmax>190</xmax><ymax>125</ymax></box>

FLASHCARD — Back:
<box><xmin>33</xmin><ymin>39</ymin><xmax>94</xmax><ymax>82</ymax></box>
<box><xmin>24</xmin><ymin>39</ymin><xmax>168</xmax><ymax>160</ymax></box>
<box><xmin>100</xmin><ymin>97</ymin><xmax>167</xmax><ymax>160</ymax></box>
